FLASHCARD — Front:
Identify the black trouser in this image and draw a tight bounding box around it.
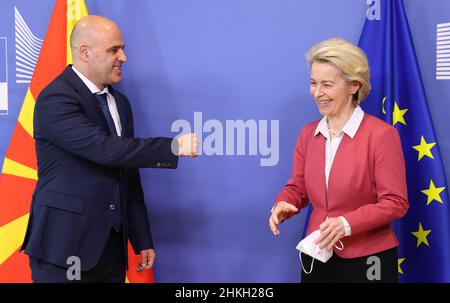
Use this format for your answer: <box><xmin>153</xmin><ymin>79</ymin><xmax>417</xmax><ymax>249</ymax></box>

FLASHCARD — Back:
<box><xmin>301</xmin><ymin>247</ymin><xmax>398</xmax><ymax>283</ymax></box>
<box><xmin>30</xmin><ymin>228</ymin><xmax>125</xmax><ymax>283</ymax></box>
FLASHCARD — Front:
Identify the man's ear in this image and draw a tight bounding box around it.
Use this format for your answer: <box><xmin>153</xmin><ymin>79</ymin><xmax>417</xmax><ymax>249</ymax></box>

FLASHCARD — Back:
<box><xmin>79</xmin><ymin>45</ymin><xmax>89</xmax><ymax>62</ymax></box>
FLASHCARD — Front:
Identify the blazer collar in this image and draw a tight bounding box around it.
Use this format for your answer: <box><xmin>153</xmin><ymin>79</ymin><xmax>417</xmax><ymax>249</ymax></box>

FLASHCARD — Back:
<box><xmin>71</xmin><ymin>65</ymin><xmax>103</xmax><ymax>94</ymax></box>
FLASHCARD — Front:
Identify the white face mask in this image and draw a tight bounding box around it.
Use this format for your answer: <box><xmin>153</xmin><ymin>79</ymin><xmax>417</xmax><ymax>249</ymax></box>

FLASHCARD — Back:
<box><xmin>296</xmin><ymin>229</ymin><xmax>344</xmax><ymax>274</ymax></box>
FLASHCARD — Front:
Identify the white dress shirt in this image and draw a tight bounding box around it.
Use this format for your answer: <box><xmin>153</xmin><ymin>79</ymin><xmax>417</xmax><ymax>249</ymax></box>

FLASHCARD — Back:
<box><xmin>313</xmin><ymin>105</ymin><xmax>365</xmax><ymax>236</ymax></box>
<box><xmin>72</xmin><ymin>66</ymin><xmax>122</xmax><ymax>136</ymax></box>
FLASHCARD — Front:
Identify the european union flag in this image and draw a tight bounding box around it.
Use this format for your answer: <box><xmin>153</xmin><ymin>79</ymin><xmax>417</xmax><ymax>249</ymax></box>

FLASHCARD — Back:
<box><xmin>359</xmin><ymin>0</ymin><xmax>450</xmax><ymax>282</ymax></box>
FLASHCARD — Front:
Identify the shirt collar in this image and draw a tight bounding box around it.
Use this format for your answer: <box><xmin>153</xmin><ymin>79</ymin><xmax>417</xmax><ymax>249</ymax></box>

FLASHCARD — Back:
<box><xmin>314</xmin><ymin>115</ymin><xmax>330</xmax><ymax>138</ymax></box>
<box><xmin>71</xmin><ymin>66</ymin><xmax>109</xmax><ymax>95</ymax></box>
<box><xmin>314</xmin><ymin>105</ymin><xmax>364</xmax><ymax>139</ymax></box>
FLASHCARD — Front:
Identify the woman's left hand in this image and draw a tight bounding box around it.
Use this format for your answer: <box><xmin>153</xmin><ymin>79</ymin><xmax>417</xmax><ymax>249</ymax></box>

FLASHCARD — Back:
<box><xmin>315</xmin><ymin>217</ymin><xmax>345</xmax><ymax>250</ymax></box>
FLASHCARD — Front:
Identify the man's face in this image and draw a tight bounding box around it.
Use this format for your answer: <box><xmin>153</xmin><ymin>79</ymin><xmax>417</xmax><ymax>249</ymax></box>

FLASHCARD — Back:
<box><xmin>88</xmin><ymin>24</ymin><xmax>127</xmax><ymax>89</ymax></box>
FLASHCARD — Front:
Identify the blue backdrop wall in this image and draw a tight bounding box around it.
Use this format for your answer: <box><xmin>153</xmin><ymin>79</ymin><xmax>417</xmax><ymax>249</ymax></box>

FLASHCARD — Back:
<box><xmin>1</xmin><ymin>0</ymin><xmax>449</xmax><ymax>282</ymax></box>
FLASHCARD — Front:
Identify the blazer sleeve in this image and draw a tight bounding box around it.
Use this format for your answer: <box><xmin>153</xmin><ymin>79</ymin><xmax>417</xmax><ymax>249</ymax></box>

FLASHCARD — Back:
<box><xmin>34</xmin><ymin>90</ymin><xmax>179</xmax><ymax>169</ymax></box>
<box><xmin>127</xmin><ymin>168</ymin><xmax>153</xmax><ymax>252</ymax></box>
<box><xmin>124</xmin><ymin>100</ymin><xmax>153</xmax><ymax>252</ymax></box>
<box><xmin>274</xmin><ymin>127</ymin><xmax>310</xmax><ymax>215</ymax></box>
<box><xmin>343</xmin><ymin>127</ymin><xmax>409</xmax><ymax>235</ymax></box>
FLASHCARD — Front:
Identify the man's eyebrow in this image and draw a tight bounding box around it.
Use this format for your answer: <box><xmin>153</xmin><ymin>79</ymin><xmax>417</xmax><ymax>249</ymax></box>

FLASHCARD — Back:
<box><xmin>106</xmin><ymin>44</ymin><xmax>125</xmax><ymax>51</ymax></box>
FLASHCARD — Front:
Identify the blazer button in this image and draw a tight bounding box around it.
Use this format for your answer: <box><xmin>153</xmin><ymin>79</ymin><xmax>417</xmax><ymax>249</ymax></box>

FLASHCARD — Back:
<box><xmin>109</xmin><ymin>204</ymin><xmax>116</xmax><ymax>211</ymax></box>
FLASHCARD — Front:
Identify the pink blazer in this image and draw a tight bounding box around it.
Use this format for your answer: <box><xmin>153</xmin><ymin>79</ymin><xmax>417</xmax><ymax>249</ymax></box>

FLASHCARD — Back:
<box><xmin>276</xmin><ymin>113</ymin><xmax>409</xmax><ymax>258</ymax></box>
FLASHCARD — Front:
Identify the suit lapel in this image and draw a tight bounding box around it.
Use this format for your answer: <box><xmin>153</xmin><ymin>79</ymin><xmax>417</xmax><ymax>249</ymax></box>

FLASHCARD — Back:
<box><xmin>60</xmin><ymin>66</ymin><xmax>113</xmax><ymax>135</ymax></box>
<box><xmin>308</xmin><ymin>133</ymin><xmax>327</xmax><ymax>206</ymax></box>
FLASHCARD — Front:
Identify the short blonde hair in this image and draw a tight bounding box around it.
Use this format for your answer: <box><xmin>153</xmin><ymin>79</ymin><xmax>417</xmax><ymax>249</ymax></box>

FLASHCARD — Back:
<box><xmin>306</xmin><ymin>38</ymin><xmax>371</xmax><ymax>105</ymax></box>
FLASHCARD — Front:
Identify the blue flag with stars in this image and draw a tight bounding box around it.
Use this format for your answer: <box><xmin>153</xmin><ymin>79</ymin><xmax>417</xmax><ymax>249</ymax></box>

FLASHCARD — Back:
<box><xmin>358</xmin><ymin>0</ymin><xmax>450</xmax><ymax>282</ymax></box>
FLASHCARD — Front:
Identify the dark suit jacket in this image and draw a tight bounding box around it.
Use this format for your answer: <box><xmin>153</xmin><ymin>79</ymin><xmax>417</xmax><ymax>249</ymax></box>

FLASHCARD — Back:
<box><xmin>21</xmin><ymin>65</ymin><xmax>178</xmax><ymax>271</ymax></box>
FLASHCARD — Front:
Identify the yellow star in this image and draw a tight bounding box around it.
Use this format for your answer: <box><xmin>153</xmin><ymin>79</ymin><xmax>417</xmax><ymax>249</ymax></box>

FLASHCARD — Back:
<box><xmin>392</xmin><ymin>102</ymin><xmax>408</xmax><ymax>126</ymax></box>
<box><xmin>421</xmin><ymin>180</ymin><xmax>445</xmax><ymax>205</ymax></box>
<box><xmin>411</xmin><ymin>223</ymin><xmax>431</xmax><ymax>247</ymax></box>
<box><xmin>412</xmin><ymin>136</ymin><xmax>436</xmax><ymax>161</ymax></box>
<box><xmin>398</xmin><ymin>258</ymin><xmax>406</xmax><ymax>274</ymax></box>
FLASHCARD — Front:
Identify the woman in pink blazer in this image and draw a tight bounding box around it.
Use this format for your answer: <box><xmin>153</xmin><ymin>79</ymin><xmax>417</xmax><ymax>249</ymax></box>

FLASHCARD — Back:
<box><xmin>269</xmin><ymin>38</ymin><xmax>409</xmax><ymax>283</ymax></box>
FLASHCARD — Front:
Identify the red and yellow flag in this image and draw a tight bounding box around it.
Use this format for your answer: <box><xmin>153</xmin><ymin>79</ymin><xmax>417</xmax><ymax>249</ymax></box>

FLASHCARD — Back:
<box><xmin>0</xmin><ymin>0</ymin><xmax>153</xmax><ymax>283</ymax></box>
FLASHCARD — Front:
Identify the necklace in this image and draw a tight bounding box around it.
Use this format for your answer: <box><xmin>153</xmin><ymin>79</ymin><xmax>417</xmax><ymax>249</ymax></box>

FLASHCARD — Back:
<box><xmin>328</xmin><ymin>125</ymin><xmax>342</xmax><ymax>136</ymax></box>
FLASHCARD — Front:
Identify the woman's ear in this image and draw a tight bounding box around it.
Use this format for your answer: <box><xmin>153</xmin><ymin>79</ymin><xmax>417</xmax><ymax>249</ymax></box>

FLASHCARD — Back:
<box><xmin>351</xmin><ymin>82</ymin><xmax>361</xmax><ymax>95</ymax></box>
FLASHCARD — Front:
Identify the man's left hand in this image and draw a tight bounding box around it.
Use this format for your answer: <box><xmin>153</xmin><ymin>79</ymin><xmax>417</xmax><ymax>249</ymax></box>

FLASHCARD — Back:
<box><xmin>137</xmin><ymin>249</ymin><xmax>156</xmax><ymax>272</ymax></box>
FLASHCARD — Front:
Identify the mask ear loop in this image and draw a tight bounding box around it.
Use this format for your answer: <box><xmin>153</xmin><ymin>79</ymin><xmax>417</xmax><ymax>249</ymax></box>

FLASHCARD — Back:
<box><xmin>299</xmin><ymin>239</ymin><xmax>344</xmax><ymax>275</ymax></box>
<box><xmin>299</xmin><ymin>252</ymin><xmax>314</xmax><ymax>274</ymax></box>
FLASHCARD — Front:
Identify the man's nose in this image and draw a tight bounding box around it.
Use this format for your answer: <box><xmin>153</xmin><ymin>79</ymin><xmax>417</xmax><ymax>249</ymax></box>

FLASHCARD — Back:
<box><xmin>118</xmin><ymin>49</ymin><xmax>127</xmax><ymax>62</ymax></box>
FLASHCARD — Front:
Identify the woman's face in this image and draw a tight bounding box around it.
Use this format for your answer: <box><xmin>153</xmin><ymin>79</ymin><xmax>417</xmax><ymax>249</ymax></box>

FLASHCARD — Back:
<box><xmin>309</xmin><ymin>61</ymin><xmax>358</xmax><ymax>118</ymax></box>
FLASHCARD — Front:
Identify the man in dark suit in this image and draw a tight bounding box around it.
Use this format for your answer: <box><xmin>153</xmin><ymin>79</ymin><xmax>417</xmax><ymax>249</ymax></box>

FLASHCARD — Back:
<box><xmin>21</xmin><ymin>15</ymin><xmax>198</xmax><ymax>282</ymax></box>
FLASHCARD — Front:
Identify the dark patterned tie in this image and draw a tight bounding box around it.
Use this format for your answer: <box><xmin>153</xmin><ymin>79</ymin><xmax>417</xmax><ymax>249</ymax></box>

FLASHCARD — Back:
<box><xmin>95</xmin><ymin>92</ymin><xmax>117</xmax><ymax>135</ymax></box>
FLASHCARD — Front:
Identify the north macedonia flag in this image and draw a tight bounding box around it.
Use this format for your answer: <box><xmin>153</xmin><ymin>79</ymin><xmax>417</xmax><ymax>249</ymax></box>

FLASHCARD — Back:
<box><xmin>0</xmin><ymin>0</ymin><xmax>153</xmax><ymax>283</ymax></box>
